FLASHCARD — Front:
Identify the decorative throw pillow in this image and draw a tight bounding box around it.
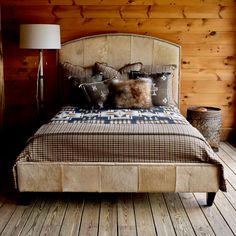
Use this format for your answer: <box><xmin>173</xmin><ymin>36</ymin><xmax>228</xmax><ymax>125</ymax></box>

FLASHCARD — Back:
<box><xmin>69</xmin><ymin>73</ymin><xmax>104</xmax><ymax>108</ymax></box>
<box><xmin>69</xmin><ymin>84</ymin><xmax>91</xmax><ymax>108</ymax></box>
<box><xmin>95</xmin><ymin>62</ymin><xmax>121</xmax><ymax>80</ymax></box>
<box><xmin>119</xmin><ymin>62</ymin><xmax>143</xmax><ymax>74</ymax></box>
<box><xmin>150</xmin><ymin>64</ymin><xmax>177</xmax><ymax>105</ymax></box>
<box><xmin>95</xmin><ymin>62</ymin><xmax>143</xmax><ymax>81</ymax></box>
<box><xmin>109</xmin><ymin>78</ymin><xmax>153</xmax><ymax>109</ymax></box>
<box><xmin>81</xmin><ymin>79</ymin><xmax>111</xmax><ymax>109</ymax></box>
<box><xmin>148</xmin><ymin>72</ymin><xmax>172</xmax><ymax>106</ymax></box>
<box><xmin>151</xmin><ymin>64</ymin><xmax>176</xmax><ymax>73</ymax></box>
<box><xmin>129</xmin><ymin>71</ymin><xmax>148</xmax><ymax>79</ymax></box>
<box><xmin>61</xmin><ymin>62</ymin><xmax>94</xmax><ymax>81</ymax></box>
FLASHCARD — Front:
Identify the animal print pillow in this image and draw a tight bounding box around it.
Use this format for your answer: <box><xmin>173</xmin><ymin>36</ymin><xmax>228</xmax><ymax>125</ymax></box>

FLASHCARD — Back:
<box><xmin>109</xmin><ymin>78</ymin><xmax>153</xmax><ymax>109</ymax></box>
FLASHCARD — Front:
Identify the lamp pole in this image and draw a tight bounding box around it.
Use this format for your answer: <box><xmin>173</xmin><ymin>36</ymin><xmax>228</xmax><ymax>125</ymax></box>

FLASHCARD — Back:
<box><xmin>19</xmin><ymin>24</ymin><xmax>61</xmax><ymax>118</ymax></box>
<box><xmin>38</xmin><ymin>49</ymin><xmax>44</xmax><ymax>113</ymax></box>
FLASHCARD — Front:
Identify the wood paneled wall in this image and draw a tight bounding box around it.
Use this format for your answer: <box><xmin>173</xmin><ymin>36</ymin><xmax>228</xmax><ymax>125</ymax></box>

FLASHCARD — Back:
<box><xmin>0</xmin><ymin>7</ymin><xmax>4</xmax><ymax>127</ymax></box>
<box><xmin>1</xmin><ymin>0</ymin><xmax>236</xmax><ymax>135</ymax></box>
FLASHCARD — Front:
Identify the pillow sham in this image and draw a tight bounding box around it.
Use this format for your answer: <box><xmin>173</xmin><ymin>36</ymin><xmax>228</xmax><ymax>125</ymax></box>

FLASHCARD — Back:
<box><xmin>61</xmin><ymin>62</ymin><xmax>94</xmax><ymax>81</ymax></box>
<box><xmin>95</xmin><ymin>62</ymin><xmax>143</xmax><ymax>81</ymax></box>
<box><xmin>69</xmin><ymin>72</ymin><xmax>104</xmax><ymax>108</ymax></box>
<box><xmin>95</xmin><ymin>62</ymin><xmax>121</xmax><ymax>80</ymax></box>
<box><xmin>81</xmin><ymin>79</ymin><xmax>111</xmax><ymax>109</ymax></box>
<box><xmin>150</xmin><ymin>64</ymin><xmax>177</xmax><ymax>105</ymax></box>
<box><xmin>119</xmin><ymin>62</ymin><xmax>143</xmax><ymax>74</ymax></box>
<box><xmin>109</xmin><ymin>78</ymin><xmax>153</xmax><ymax>109</ymax></box>
<box><xmin>149</xmin><ymin>72</ymin><xmax>172</xmax><ymax>106</ymax></box>
<box><xmin>129</xmin><ymin>65</ymin><xmax>176</xmax><ymax>106</ymax></box>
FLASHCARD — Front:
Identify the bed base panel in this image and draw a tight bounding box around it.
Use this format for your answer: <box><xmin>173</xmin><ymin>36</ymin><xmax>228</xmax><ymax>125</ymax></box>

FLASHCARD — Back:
<box><xmin>16</xmin><ymin>162</ymin><xmax>219</xmax><ymax>193</ymax></box>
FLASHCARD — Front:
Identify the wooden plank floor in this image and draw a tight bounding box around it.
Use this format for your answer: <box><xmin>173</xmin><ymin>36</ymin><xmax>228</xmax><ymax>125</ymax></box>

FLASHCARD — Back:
<box><xmin>0</xmin><ymin>142</ymin><xmax>236</xmax><ymax>236</ymax></box>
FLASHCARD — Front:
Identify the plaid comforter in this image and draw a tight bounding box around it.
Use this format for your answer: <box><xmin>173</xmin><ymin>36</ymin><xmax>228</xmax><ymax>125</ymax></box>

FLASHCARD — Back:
<box><xmin>15</xmin><ymin>106</ymin><xmax>226</xmax><ymax>191</ymax></box>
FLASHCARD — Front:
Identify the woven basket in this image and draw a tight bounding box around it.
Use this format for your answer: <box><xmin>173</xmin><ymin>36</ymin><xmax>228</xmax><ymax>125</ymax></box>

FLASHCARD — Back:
<box><xmin>187</xmin><ymin>106</ymin><xmax>221</xmax><ymax>151</ymax></box>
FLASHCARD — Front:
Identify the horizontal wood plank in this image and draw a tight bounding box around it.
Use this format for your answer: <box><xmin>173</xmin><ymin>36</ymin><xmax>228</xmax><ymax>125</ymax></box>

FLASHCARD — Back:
<box><xmin>181</xmin><ymin>69</ymin><xmax>236</xmax><ymax>82</ymax></box>
<box><xmin>59</xmin><ymin>31</ymin><xmax>236</xmax><ymax>45</ymax></box>
<box><xmin>182</xmin><ymin>44</ymin><xmax>236</xmax><ymax>57</ymax></box>
<box><xmin>2</xmin><ymin>0</ymin><xmax>236</xmax><ymax>6</ymax></box>
<box><xmin>181</xmin><ymin>80</ymin><xmax>236</xmax><ymax>93</ymax></box>
<box><xmin>150</xmin><ymin>5</ymin><xmax>236</xmax><ymax>19</ymax></box>
<box><xmin>180</xmin><ymin>93</ymin><xmax>234</xmax><ymax>106</ymax></box>
<box><xmin>82</xmin><ymin>6</ymin><xmax>121</xmax><ymax>18</ymax></box>
<box><xmin>57</xmin><ymin>19</ymin><xmax>236</xmax><ymax>33</ymax></box>
<box><xmin>182</xmin><ymin>56</ymin><xmax>236</xmax><ymax>69</ymax></box>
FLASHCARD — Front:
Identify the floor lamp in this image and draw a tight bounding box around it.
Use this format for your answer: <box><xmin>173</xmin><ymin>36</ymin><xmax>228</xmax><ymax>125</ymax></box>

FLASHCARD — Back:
<box><xmin>20</xmin><ymin>24</ymin><xmax>61</xmax><ymax>115</ymax></box>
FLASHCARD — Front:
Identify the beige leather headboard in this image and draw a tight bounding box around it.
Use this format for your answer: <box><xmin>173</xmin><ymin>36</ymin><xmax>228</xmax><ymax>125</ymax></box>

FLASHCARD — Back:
<box><xmin>59</xmin><ymin>33</ymin><xmax>180</xmax><ymax>105</ymax></box>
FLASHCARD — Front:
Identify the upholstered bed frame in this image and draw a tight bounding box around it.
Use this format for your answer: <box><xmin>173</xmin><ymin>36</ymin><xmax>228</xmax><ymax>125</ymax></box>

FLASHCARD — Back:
<box><xmin>16</xmin><ymin>34</ymin><xmax>219</xmax><ymax>205</ymax></box>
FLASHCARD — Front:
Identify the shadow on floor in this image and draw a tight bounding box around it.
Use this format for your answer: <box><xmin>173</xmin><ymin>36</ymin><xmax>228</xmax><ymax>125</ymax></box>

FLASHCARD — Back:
<box><xmin>0</xmin><ymin>126</ymin><xmax>35</xmax><ymax>194</ymax></box>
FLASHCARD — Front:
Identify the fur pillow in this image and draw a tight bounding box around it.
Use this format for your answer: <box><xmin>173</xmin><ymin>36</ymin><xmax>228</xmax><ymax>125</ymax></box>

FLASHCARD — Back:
<box><xmin>129</xmin><ymin>70</ymin><xmax>174</xmax><ymax>106</ymax></box>
<box><xmin>110</xmin><ymin>78</ymin><xmax>153</xmax><ymax>109</ymax></box>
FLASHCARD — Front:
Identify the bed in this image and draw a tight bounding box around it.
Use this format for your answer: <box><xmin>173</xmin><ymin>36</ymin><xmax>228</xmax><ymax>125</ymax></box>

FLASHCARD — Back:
<box><xmin>13</xmin><ymin>33</ymin><xmax>226</xmax><ymax>206</ymax></box>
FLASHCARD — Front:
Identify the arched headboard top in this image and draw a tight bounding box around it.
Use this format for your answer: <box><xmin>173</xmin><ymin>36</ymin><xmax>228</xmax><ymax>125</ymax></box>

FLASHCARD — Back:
<box><xmin>59</xmin><ymin>33</ymin><xmax>180</xmax><ymax>106</ymax></box>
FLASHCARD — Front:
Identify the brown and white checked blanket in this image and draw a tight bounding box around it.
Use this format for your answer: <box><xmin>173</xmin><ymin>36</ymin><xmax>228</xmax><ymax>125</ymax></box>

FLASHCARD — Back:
<box><xmin>15</xmin><ymin>106</ymin><xmax>226</xmax><ymax>191</ymax></box>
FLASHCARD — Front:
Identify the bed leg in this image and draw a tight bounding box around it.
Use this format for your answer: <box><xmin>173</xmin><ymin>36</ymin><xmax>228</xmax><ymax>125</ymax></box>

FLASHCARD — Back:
<box><xmin>16</xmin><ymin>192</ymin><xmax>32</xmax><ymax>205</ymax></box>
<box><xmin>206</xmin><ymin>192</ymin><xmax>216</xmax><ymax>206</ymax></box>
